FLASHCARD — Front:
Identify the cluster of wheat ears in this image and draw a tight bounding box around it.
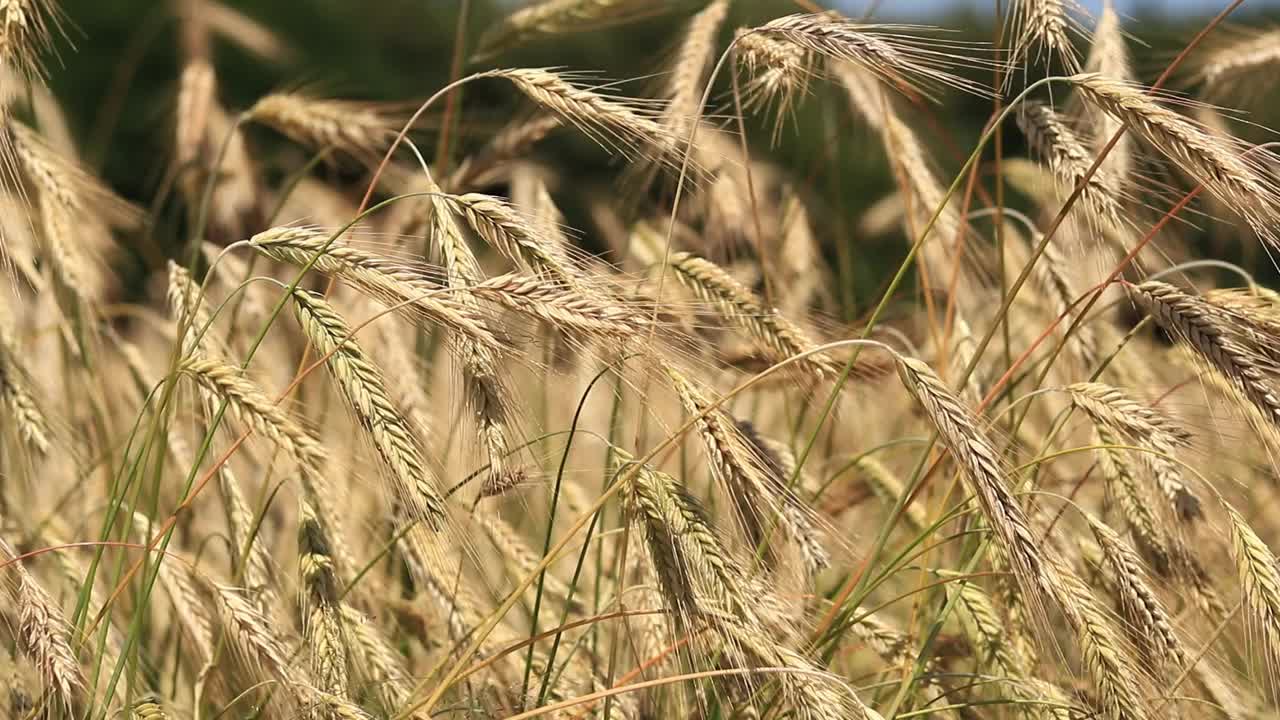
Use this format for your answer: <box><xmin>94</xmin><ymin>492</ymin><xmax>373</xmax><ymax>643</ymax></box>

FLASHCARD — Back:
<box><xmin>8</xmin><ymin>0</ymin><xmax>1280</xmax><ymax>717</ymax></box>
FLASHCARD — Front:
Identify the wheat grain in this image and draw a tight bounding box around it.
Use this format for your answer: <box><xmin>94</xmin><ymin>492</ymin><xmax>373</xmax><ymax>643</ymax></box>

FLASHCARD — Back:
<box><xmin>130</xmin><ymin>695</ymin><xmax>169</xmax><ymax>719</ymax></box>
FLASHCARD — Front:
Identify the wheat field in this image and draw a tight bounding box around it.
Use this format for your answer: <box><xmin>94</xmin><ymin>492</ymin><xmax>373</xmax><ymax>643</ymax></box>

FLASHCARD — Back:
<box><xmin>5</xmin><ymin>0</ymin><xmax>1280</xmax><ymax>718</ymax></box>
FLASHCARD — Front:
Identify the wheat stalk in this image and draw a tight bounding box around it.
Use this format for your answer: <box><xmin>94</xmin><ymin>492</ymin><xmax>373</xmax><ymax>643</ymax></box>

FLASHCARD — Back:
<box><xmin>340</xmin><ymin>606</ymin><xmax>416</xmax><ymax>715</ymax></box>
<box><xmin>1092</xmin><ymin>424</ymin><xmax>1175</xmax><ymax>576</ymax></box>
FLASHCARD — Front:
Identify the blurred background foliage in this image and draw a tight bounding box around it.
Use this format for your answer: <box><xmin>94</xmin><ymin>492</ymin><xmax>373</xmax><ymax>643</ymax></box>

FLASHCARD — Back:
<box><xmin>49</xmin><ymin>0</ymin><xmax>1280</xmax><ymax>308</ymax></box>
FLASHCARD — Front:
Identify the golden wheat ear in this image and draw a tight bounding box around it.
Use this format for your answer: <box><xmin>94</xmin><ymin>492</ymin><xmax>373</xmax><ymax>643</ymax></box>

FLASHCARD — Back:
<box><xmin>1017</xmin><ymin>101</ymin><xmax>1128</xmax><ymax>233</ymax></box>
<box><xmin>0</xmin><ymin>0</ymin><xmax>65</xmax><ymax>81</ymax></box>
<box><xmin>1007</xmin><ymin>0</ymin><xmax>1086</xmax><ymax>74</ymax></box>
<box><xmin>1194</xmin><ymin>28</ymin><xmax>1280</xmax><ymax>98</ymax></box>
<box><xmin>474</xmin><ymin>0</ymin><xmax>672</xmax><ymax>60</ymax></box>
<box><xmin>1072</xmin><ymin>75</ymin><xmax>1280</xmax><ymax>248</ymax></box>
<box><xmin>0</xmin><ymin>531</ymin><xmax>81</xmax><ymax>713</ymax></box>
<box><xmin>245</xmin><ymin>93</ymin><xmax>404</xmax><ymax>161</ymax></box>
<box><xmin>1076</xmin><ymin>0</ymin><xmax>1133</xmax><ymax>177</ymax></box>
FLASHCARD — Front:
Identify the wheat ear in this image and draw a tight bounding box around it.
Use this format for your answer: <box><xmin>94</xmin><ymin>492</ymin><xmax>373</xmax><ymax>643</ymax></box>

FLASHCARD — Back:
<box><xmin>246</xmin><ymin>93</ymin><xmax>400</xmax><ymax>159</ymax></box>
<box><xmin>619</xmin><ymin>451</ymin><xmax>867</xmax><ymax>718</ymax></box>
<box><xmin>470</xmin><ymin>272</ymin><xmax>645</xmax><ymax>341</ymax></box>
<box><xmin>215</xmin><ymin>464</ymin><xmax>277</xmax><ymax>613</ymax></box>
<box><xmin>0</xmin><ymin>322</ymin><xmax>50</xmax><ymax>454</ymax></box>
<box><xmin>1017</xmin><ymin>101</ymin><xmax>1127</xmax><ymax>232</ymax></box>
<box><xmin>446</xmin><ymin>192</ymin><xmax>580</xmax><ymax>284</ymax></box>
<box><xmin>666</xmin><ymin>368</ymin><xmax>824</xmax><ymax>574</ymax></box>
<box><xmin>0</xmin><ymin>0</ymin><xmax>61</xmax><ymax>79</ymax></box>
<box><xmin>180</xmin><ymin>356</ymin><xmax>358</xmax><ymax>578</ymax></box>
<box><xmin>0</xmin><ymin>531</ymin><xmax>80</xmax><ymax>712</ymax></box>
<box><xmin>129</xmin><ymin>513</ymin><xmax>218</xmax><ymax>666</ymax></box>
<box><xmin>1072</xmin><ymin>74</ymin><xmax>1280</xmax><ymax>246</ymax></box>
<box><xmin>1049</xmin><ymin>555</ymin><xmax>1155</xmax><ymax>720</ymax></box>
<box><xmin>427</xmin><ymin>186</ymin><xmax>522</xmax><ymax>495</ymax></box>
<box><xmin>298</xmin><ymin>502</ymin><xmax>352</xmax><ymax>704</ymax></box>
<box><xmin>1130</xmin><ymin>280</ymin><xmax>1280</xmax><ymax>432</ymax></box>
<box><xmin>476</xmin><ymin>0</ymin><xmax>663</xmax><ymax>58</ymax></box>
<box><xmin>668</xmin><ymin>251</ymin><xmax>835</xmax><ymax>379</ymax></box>
<box><xmin>1011</xmin><ymin>0</ymin><xmax>1080</xmax><ymax>72</ymax></box>
<box><xmin>247</xmin><ymin>226</ymin><xmax>503</xmax><ymax>352</ymax></box>
<box><xmin>1222</xmin><ymin>500</ymin><xmax>1280</xmax><ymax>673</ymax></box>
<box><xmin>1196</xmin><ymin>29</ymin><xmax>1280</xmax><ymax>92</ymax></box>
<box><xmin>663</xmin><ymin>0</ymin><xmax>729</xmax><ymax>139</ymax></box>
<box><xmin>1080</xmin><ymin>0</ymin><xmax>1133</xmax><ymax>177</ymax></box>
<box><xmin>1068</xmin><ymin>381</ymin><xmax>1200</xmax><ymax>520</ymax></box>
<box><xmin>895</xmin><ymin>357</ymin><xmax>1045</xmax><ymax>591</ymax></box>
<box><xmin>446</xmin><ymin>114</ymin><xmax>562</xmax><ymax>189</ymax></box>
<box><xmin>291</xmin><ymin>289</ymin><xmax>447</xmax><ymax>530</ymax></box>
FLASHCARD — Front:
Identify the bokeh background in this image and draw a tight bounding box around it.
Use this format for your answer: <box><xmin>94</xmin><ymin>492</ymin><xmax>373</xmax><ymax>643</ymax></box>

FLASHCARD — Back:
<box><xmin>51</xmin><ymin>0</ymin><xmax>1280</xmax><ymax>305</ymax></box>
